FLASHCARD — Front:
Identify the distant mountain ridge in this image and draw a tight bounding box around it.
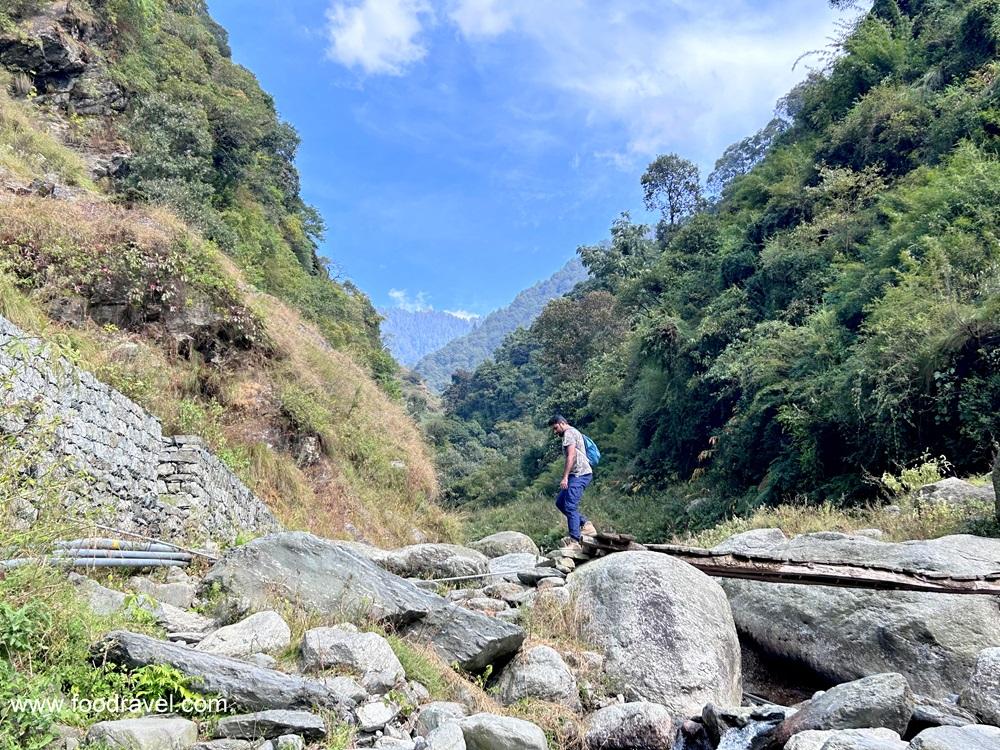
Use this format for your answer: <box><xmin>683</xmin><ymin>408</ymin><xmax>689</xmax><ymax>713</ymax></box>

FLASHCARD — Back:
<box><xmin>414</xmin><ymin>257</ymin><xmax>588</xmax><ymax>391</ymax></box>
<box><xmin>380</xmin><ymin>309</ymin><xmax>478</xmax><ymax>366</ymax></box>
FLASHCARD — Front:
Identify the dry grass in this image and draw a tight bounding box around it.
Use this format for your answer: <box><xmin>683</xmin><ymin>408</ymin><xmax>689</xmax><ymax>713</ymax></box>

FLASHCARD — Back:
<box><xmin>683</xmin><ymin>494</ymin><xmax>997</xmax><ymax>548</ymax></box>
<box><xmin>0</xmin><ymin>81</ymin><xmax>92</xmax><ymax>187</ymax></box>
<box><xmin>0</xmin><ymin>194</ymin><xmax>458</xmax><ymax>547</ymax></box>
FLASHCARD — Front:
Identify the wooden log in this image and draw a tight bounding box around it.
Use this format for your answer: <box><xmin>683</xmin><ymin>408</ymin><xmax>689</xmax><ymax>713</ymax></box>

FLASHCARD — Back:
<box><xmin>642</xmin><ymin>544</ymin><xmax>1000</xmax><ymax>596</ymax></box>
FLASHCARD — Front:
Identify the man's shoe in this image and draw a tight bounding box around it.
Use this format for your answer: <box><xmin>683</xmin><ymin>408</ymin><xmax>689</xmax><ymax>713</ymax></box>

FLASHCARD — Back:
<box><xmin>581</xmin><ymin>521</ymin><xmax>598</xmax><ymax>536</ymax></box>
<box><xmin>558</xmin><ymin>536</ymin><xmax>584</xmax><ymax>550</ymax></box>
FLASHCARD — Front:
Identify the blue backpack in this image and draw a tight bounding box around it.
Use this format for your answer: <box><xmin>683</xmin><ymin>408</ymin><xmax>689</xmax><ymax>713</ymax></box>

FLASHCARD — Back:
<box><xmin>582</xmin><ymin>434</ymin><xmax>601</xmax><ymax>466</ymax></box>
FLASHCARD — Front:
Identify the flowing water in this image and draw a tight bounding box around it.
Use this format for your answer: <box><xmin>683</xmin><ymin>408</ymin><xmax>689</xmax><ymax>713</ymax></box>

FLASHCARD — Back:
<box><xmin>673</xmin><ymin>719</ymin><xmax>776</xmax><ymax>750</ymax></box>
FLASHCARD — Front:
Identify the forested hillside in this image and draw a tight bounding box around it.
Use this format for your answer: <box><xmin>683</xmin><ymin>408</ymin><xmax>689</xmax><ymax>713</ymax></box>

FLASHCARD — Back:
<box><xmin>433</xmin><ymin>0</ymin><xmax>1000</xmax><ymax>544</ymax></box>
<box><xmin>380</xmin><ymin>308</ymin><xmax>477</xmax><ymax>366</ymax></box>
<box><xmin>414</xmin><ymin>257</ymin><xmax>588</xmax><ymax>390</ymax></box>
<box><xmin>0</xmin><ymin>0</ymin><xmax>451</xmax><ymax>544</ymax></box>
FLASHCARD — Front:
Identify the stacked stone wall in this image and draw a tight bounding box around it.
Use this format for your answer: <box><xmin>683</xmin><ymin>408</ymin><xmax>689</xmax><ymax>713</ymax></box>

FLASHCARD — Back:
<box><xmin>0</xmin><ymin>314</ymin><xmax>279</xmax><ymax>543</ymax></box>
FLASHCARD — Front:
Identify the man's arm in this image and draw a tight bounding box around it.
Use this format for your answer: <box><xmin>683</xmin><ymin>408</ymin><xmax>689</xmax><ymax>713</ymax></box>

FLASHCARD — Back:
<box><xmin>561</xmin><ymin>444</ymin><xmax>575</xmax><ymax>490</ymax></box>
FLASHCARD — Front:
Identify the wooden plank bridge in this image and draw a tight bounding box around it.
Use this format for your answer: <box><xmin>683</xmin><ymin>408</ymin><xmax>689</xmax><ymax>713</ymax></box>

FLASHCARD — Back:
<box><xmin>579</xmin><ymin>533</ymin><xmax>1000</xmax><ymax>596</ymax></box>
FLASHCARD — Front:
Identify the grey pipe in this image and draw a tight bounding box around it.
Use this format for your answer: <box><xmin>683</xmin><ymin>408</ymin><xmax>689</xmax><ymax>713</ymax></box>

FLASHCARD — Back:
<box><xmin>1</xmin><ymin>557</ymin><xmax>187</xmax><ymax>569</ymax></box>
<box><xmin>52</xmin><ymin>549</ymin><xmax>192</xmax><ymax>561</ymax></box>
<box><xmin>56</xmin><ymin>538</ymin><xmax>178</xmax><ymax>554</ymax></box>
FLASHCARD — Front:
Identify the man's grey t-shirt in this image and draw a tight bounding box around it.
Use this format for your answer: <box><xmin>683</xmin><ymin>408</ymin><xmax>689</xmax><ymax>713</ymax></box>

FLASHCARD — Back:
<box><xmin>562</xmin><ymin>427</ymin><xmax>593</xmax><ymax>477</ymax></box>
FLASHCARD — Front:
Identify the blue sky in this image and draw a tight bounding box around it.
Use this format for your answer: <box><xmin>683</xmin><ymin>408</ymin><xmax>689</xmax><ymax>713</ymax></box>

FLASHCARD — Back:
<box><xmin>207</xmin><ymin>0</ymin><xmax>854</xmax><ymax>316</ymax></box>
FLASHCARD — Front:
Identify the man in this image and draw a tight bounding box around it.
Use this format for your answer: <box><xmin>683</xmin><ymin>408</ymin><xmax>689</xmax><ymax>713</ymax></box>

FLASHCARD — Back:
<box><xmin>548</xmin><ymin>415</ymin><xmax>597</xmax><ymax>548</ymax></box>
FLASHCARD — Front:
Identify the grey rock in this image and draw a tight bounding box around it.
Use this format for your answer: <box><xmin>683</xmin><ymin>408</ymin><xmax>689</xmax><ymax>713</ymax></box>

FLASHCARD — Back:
<box><xmin>320</xmin><ymin>675</ymin><xmax>368</xmax><ymax>704</ymax></box>
<box><xmin>960</xmin><ymin>647</ymin><xmax>1000</xmax><ymax>725</ymax></box>
<box><xmin>458</xmin><ymin>713</ymin><xmax>547</xmax><ymax>750</ymax></box>
<box><xmin>784</xmin><ymin>729</ymin><xmax>903</xmax><ymax>750</ymax></box>
<box><xmin>909</xmin><ymin>725</ymin><xmax>1000</xmax><ymax>749</ymax></box>
<box><xmin>713</xmin><ymin>528</ymin><xmax>789</xmax><ymax>553</ymax></box>
<box><xmin>274</xmin><ymin>737</ymin><xmax>305</xmax><ymax>750</ymax></box>
<box><xmin>69</xmin><ymin>573</ymin><xmax>129</xmax><ymax>616</ymax></box>
<box><xmin>414</xmin><ymin>702</ymin><xmax>468</xmax><ymax>736</ymax></box>
<box><xmin>820</xmin><ymin>731</ymin><xmax>907</xmax><ymax>749</ymax></box>
<box><xmin>154</xmin><ymin>602</ymin><xmax>216</xmax><ymax>634</ymax></box>
<box><xmin>426</xmin><ymin>723</ymin><xmax>466</xmax><ymax>750</ymax></box>
<box><xmin>567</xmin><ymin>551</ymin><xmax>741</xmax><ymax>714</ymax></box>
<box><xmin>85</xmin><ymin>717</ymin><xmax>198</xmax><ymax>750</ymax></box>
<box><xmin>94</xmin><ymin>631</ymin><xmax>349</xmax><ymax>714</ymax></box>
<box><xmin>462</xmin><ymin>597</ymin><xmax>509</xmax><ymax>614</ymax></box>
<box><xmin>245</xmin><ymin>653</ymin><xmax>278</xmax><ymax>670</ymax></box>
<box><xmin>517</xmin><ymin>568</ymin><xmax>565</xmax><ymax>586</ymax></box>
<box><xmin>374</xmin><ymin>739</ymin><xmax>415</xmax><ymax>750</ymax></box>
<box><xmin>399</xmin><ymin>602</ymin><xmax>525</xmax><ymax>672</ymax></box>
<box><xmin>468</xmin><ymin>532</ymin><xmax>540</xmax><ymax>558</ymax></box>
<box><xmin>216</xmin><ymin>709</ymin><xmax>326</xmax><ymax>741</ymax></box>
<box><xmin>495</xmin><ymin>645</ymin><xmax>580</xmax><ymax>710</ymax></box>
<box><xmin>196</xmin><ymin>611</ymin><xmax>291</xmax><ymax>658</ymax></box>
<box><xmin>718</xmin><ymin>532</ymin><xmax>1000</xmax><ymax>698</ymax></box>
<box><xmin>191</xmin><ymin>741</ymin><xmax>252</xmax><ymax>750</ymax></box>
<box><xmin>481</xmin><ymin>582</ymin><xmax>533</xmax><ymax>604</ymax></box>
<box><xmin>582</xmin><ymin>702</ymin><xmax>675</xmax><ymax>750</ymax></box>
<box><xmin>917</xmin><ymin>478</ymin><xmax>995</xmax><ymax>505</ymax></box>
<box><xmin>129</xmin><ymin>575</ymin><xmax>197</xmax><ymax>609</ymax></box>
<box><xmin>201</xmin><ymin>532</ymin><xmax>435</xmax><ymax>624</ymax></box>
<box><xmin>301</xmin><ymin>625</ymin><xmax>404</xmax><ymax>693</ymax></box>
<box><xmin>488</xmin><ymin>553</ymin><xmax>543</xmax><ymax>583</ymax></box>
<box><xmin>356</xmin><ymin>699</ymin><xmax>401</xmax><ymax>732</ymax></box>
<box><xmin>911</xmin><ymin>695</ymin><xmax>976</xmax><ymax>729</ymax></box>
<box><xmin>771</xmin><ymin>674</ymin><xmax>914</xmax><ymax>747</ymax></box>
<box><xmin>384</xmin><ymin>544</ymin><xmax>488</xmax><ymax>579</ymax></box>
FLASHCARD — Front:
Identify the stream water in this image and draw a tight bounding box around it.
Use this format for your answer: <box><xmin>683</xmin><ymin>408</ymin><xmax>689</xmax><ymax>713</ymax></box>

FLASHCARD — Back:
<box><xmin>673</xmin><ymin>719</ymin><xmax>776</xmax><ymax>750</ymax></box>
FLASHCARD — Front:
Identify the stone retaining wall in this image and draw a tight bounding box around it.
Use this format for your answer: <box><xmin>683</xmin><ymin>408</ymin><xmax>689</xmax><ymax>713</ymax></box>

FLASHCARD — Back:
<box><xmin>0</xmin><ymin>314</ymin><xmax>280</xmax><ymax>543</ymax></box>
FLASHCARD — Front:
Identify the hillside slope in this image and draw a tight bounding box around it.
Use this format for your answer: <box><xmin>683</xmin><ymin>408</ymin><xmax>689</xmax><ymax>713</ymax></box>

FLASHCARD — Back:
<box><xmin>414</xmin><ymin>257</ymin><xmax>588</xmax><ymax>390</ymax></box>
<box><xmin>0</xmin><ymin>0</ymin><xmax>452</xmax><ymax>544</ymax></box>
<box><xmin>379</xmin><ymin>308</ymin><xmax>477</xmax><ymax>366</ymax></box>
<box><xmin>435</xmin><ymin>0</ymin><xmax>1000</xmax><ymax>543</ymax></box>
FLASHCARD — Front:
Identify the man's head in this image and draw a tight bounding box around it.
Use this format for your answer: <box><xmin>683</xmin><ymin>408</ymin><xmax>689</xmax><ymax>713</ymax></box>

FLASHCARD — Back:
<box><xmin>548</xmin><ymin>414</ymin><xmax>569</xmax><ymax>436</ymax></box>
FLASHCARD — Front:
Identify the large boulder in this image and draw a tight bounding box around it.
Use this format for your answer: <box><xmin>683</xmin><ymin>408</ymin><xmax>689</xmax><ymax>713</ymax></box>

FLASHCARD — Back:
<box><xmin>495</xmin><ymin>645</ymin><xmax>580</xmax><ymax>710</ymax></box>
<box><xmin>398</xmin><ymin>603</ymin><xmax>524</xmax><ymax>672</ymax></box>
<box><xmin>426</xmin><ymin>723</ymin><xmax>467</xmax><ymax>750</ymax></box>
<box><xmin>196</xmin><ymin>611</ymin><xmax>291</xmax><ymax>658</ymax></box>
<box><xmin>93</xmin><ymin>631</ymin><xmax>350</xmax><ymax>714</ymax></box>
<box><xmin>718</xmin><ymin>531</ymin><xmax>1000</xmax><ymax>698</ymax></box>
<box><xmin>770</xmin><ymin>674</ymin><xmax>914</xmax><ymax>748</ymax></box>
<box><xmin>200</xmin><ymin>533</ymin><xmax>434</xmax><ymax>624</ymax></box>
<box><xmin>582</xmin><ymin>702</ymin><xmax>675</xmax><ymax>750</ymax></box>
<box><xmin>567</xmin><ymin>551</ymin><xmax>741</xmax><ymax>714</ymax></box>
<box><xmin>414</xmin><ymin>702</ymin><xmax>468</xmax><ymax>736</ymax></box>
<box><xmin>468</xmin><ymin>532</ymin><xmax>540</xmax><ymax>558</ymax></box>
<box><xmin>85</xmin><ymin>717</ymin><xmax>198</xmax><ymax>750</ymax></box>
<box><xmin>215</xmin><ymin>710</ymin><xmax>326</xmax><ymax>741</ymax></box>
<box><xmin>917</xmin><ymin>478</ymin><xmax>995</xmax><ymax>506</ymax></box>
<box><xmin>960</xmin><ymin>647</ymin><xmax>1000</xmax><ymax>725</ymax></box>
<box><xmin>784</xmin><ymin>729</ymin><xmax>905</xmax><ymax>750</ymax></box>
<box><xmin>200</xmin><ymin>532</ymin><xmax>524</xmax><ymax>671</ymax></box>
<box><xmin>300</xmin><ymin>624</ymin><xmax>404</xmax><ymax>693</ymax></box>
<box><xmin>458</xmin><ymin>714</ymin><xmax>547</xmax><ymax>750</ymax></box>
<box><xmin>384</xmin><ymin>544</ymin><xmax>488</xmax><ymax>579</ymax></box>
<box><xmin>909</xmin><ymin>724</ymin><xmax>1000</xmax><ymax>749</ymax></box>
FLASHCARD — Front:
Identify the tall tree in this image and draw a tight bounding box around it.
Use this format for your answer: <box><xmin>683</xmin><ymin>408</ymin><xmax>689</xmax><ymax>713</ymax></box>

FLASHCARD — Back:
<box><xmin>641</xmin><ymin>154</ymin><xmax>702</xmax><ymax>226</ymax></box>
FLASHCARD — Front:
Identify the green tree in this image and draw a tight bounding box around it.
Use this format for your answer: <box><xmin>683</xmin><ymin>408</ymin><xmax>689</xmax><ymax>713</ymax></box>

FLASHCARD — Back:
<box><xmin>640</xmin><ymin>154</ymin><xmax>702</xmax><ymax>226</ymax></box>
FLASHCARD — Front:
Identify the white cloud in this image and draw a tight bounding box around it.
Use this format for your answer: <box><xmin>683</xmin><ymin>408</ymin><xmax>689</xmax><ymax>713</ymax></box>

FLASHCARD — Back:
<box><xmin>326</xmin><ymin>0</ymin><xmax>434</xmax><ymax>75</ymax></box>
<box><xmin>444</xmin><ymin>309</ymin><xmax>480</xmax><ymax>321</ymax></box>
<box><xmin>388</xmin><ymin>288</ymin><xmax>433</xmax><ymax>311</ymax></box>
<box><xmin>446</xmin><ymin>0</ymin><xmax>515</xmax><ymax>37</ymax></box>
<box><xmin>445</xmin><ymin>0</ymin><xmax>852</xmax><ymax>166</ymax></box>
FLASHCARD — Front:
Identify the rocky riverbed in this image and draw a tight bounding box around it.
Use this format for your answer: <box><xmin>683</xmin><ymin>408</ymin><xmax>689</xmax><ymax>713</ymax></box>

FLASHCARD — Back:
<box><xmin>47</xmin><ymin>503</ymin><xmax>1000</xmax><ymax>750</ymax></box>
